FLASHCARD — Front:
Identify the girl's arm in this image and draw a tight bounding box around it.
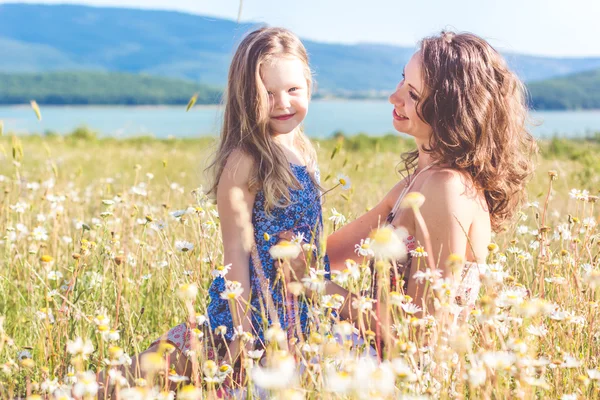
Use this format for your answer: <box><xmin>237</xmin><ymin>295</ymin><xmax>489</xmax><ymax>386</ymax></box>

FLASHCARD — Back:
<box><xmin>326</xmin><ymin>177</ymin><xmax>408</xmax><ymax>270</ymax></box>
<box><xmin>406</xmin><ymin>170</ymin><xmax>473</xmax><ymax>316</ymax></box>
<box><xmin>216</xmin><ymin>150</ymin><xmax>256</xmax><ymax>356</ymax></box>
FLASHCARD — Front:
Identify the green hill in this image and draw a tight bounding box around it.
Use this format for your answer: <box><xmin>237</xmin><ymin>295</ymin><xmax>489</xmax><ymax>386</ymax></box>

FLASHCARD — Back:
<box><xmin>529</xmin><ymin>68</ymin><xmax>600</xmax><ymax>110</ymax></box>
<box><xmin>1</xmin><ymin>3</ymin><xmax>600</xmax><ymax>94</ymax></box>
<box><xmin>0</xmin><ymin>71</ymin><xmax>221</xmax><ymax>105</ymax></box>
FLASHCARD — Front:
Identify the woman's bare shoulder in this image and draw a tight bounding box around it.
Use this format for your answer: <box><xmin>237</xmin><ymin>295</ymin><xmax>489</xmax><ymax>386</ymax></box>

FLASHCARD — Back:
<box><xmin>421</xmin><ymin>168</ymin><xmax>483</xmax><ymax>208</ymax></box>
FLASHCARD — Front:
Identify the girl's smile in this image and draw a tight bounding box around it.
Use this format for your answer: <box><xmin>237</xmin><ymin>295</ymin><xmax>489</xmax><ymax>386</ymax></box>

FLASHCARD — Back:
<box><xmin>272</xmin><ymin>113</ymin><xmax>296</xmax><ymax>121</ymax></box>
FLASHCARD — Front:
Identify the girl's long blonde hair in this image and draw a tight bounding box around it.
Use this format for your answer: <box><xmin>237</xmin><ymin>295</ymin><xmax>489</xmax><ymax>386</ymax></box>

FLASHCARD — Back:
<box><xmin>208</xmin><ymin>27</ymin><xmax>318</xmax><ymax>212</ymax></box>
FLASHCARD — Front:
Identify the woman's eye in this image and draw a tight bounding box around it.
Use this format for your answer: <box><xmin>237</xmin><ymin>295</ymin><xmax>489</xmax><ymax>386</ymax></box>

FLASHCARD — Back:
<box><xmin>409</xmin><ymin>91</ymin><xmax>419</xmax><ymax>101</ymax></box>
<box><xmin>267</xmin><ymin>91</ymin><xmax>273</xmax><ymax>96</ymax></box>
<box><xmin>289</xmin><ymin>87</ymin><xmax>298</xmax><ymax>93</ymax></box>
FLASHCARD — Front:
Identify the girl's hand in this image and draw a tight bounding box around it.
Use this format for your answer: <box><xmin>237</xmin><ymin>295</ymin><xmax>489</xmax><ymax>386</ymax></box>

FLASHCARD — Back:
<box><xmin>275</xmin><ymin>230</ymin><xmax>312</xmax><ymax>283</ymax></box>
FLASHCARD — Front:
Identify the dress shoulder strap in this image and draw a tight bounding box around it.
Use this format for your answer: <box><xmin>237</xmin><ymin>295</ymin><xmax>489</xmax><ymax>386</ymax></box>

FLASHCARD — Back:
<box><xmin>389</xmin><ymin>163</ymin><xmax>436</xmax><ymax>220</ymax></box>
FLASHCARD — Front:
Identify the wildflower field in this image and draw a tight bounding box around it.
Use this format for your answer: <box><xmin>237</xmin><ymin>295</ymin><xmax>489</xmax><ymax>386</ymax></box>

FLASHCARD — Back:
<box><xmin>1</xmin><ymin>130</ymin><xmax>600</xmax><ymax>399</ymax></box>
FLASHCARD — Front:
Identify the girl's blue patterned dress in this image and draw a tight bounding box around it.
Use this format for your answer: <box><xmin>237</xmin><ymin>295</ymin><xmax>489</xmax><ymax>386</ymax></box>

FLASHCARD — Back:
<box><xmin>207</xmin><ymin>164</ymin><xmax>330</xmax><ymax>344</ymax></box>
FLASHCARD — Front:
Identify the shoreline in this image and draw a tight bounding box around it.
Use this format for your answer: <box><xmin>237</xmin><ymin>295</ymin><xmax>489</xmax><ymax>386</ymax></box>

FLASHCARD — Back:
<box><xmin>0</xmin><ymin>103</ymin><xmax>223</xmax><ymax>110</ymax></box>
<box><xmin>0</xmin><ymin>101</ymin><xmax>599</xmax><ymax>112</ymax></box>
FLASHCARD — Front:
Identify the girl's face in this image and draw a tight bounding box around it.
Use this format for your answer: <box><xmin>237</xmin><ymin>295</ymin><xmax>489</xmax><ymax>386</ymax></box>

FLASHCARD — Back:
<box><xmin>389</xmin><ymin>52</ymin><xmax>432</xmax><ymax>143</ymax></box>
<box><xmin>261</xmin><ymin>56</ymin><xmax>309</xmax><ymax>136</ymax></box>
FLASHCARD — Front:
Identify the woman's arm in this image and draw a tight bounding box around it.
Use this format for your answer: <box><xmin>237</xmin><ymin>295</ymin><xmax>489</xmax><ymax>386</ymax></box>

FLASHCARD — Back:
<box><xmin>405</xmin><ymin>170</ymin><xmax>473</xmax><ymax>315</ymax></box>
<box><xmin>216</xmin><ymin>150</ymin><xmax>256</xmax><ymax>354</ymax></box>
<box><xmin>326</xmin><ymin>178</ymin><xmax>408</xmax><ymax>270</ymax></box>
<box><xmin>279</xmin><ymin>240</ymin><xmax>390</xmax><ymax>342</ymax></box>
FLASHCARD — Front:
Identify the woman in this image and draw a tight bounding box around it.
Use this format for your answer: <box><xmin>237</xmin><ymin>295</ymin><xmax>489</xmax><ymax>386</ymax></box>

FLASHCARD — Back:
<box><xmin>283</xmin><ymin>30</ymin><xmax>536</xmax><ymax>337</ymax></box>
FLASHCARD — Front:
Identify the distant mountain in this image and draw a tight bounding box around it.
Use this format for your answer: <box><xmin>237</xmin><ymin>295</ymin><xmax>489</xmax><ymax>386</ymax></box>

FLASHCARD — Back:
<box><xmin>1</xmin><ymin>3</ymin><xmax>600</xmax><ymax>94</ymax></box>
<box><xmin>528</xmin><ymin>68</ymin><xmax>600</xmax><ymax>110</ymax></box>
<box><xmin>0</xmin><ymin>71</ymin><xmax>221</xmax><ymax>105</ymax></box>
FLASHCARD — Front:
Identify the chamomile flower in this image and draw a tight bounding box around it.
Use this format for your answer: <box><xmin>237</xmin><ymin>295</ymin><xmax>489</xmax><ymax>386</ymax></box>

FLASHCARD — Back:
<box><xmin>248</xmin><ymin>349</ymin><xmax>265</xmax><ymax>360</ymax></box>
<box><xmin>302</xmin><ymin>269</ymin><xmax>327</xmax><ymax>293</ymax></box>
<box><xmin>252</xmin><ymin>351</ymin><xmax>296</xmax><ymax>390</ymax></box>
<box><xmin>468</xmin><ymin>365</ymin><xmax>487</xmax><ymax>387</ymax></box>
<box><xmin>72</xmin><ymin>371</ymin><xmax>99</xmax><ymax>398</ymax></box>
<box><xmin>410</xmin><ymin>246</ymin><xmax>428</xmax><ymax>257</ymax></box>
<box><xmin>211</xmin><ymin>263</ymin><xmax>231</xmax><ymax>278</ymax></box>
<box><xmin>67</xmin><ymin>337</ymin><xmax>94</xmax><ymax>359</ymax></box>
<box><xmin>220</xmin><ymin>281</ymin><xmax>244</xmax><ymax>300</ymax></box>
<box><xmin>10</xmin><ymin>201</ymin><xmax>28</xmax><ymax>214</ymax></box>
<box><xmin>176</xmin><ymin>284</ymin><xmax>198</xmax><ymax>301</ymax></box>
<box><xmin>336</xmin><ymin>173</ymin><xmax>351</xmax><ymax>190</ymax></box>
<box><xmin>329</xmin><ymin>208</ymin><xmax>347</xmax><ymax>225</ymax></box>
<box><xmin>400</xmin><ymin>192</ymin><xmax>425</xmax><ymax>209</ymax></box>
<box><xmin>290</xmin><ymin>232</ymin><xmax>307</xmax><ymax>244</ymax></box>
<box><xmin>401</xmin><ymin>303</ymin><xmax>423</xmax><ymax>315</ymax></box>
<box><xmin>178</xmin><ymin>385</ymin><xmax>202</xmax><ymax>400</ymax></box>
<box><xmin>526</xmin><ymin>324</ymin><xmax>548</xmax><ymax>337</ymax></box>
<box><xmin>368</xmin><ymin>225</ymin><xmax>407</xmax><ymax>260</ymax></box>
<box><xmin>352</xmin><ymin>296</ymin><xmax>376</xmax><ymax>312</ymax></box>
<box><xmin>269</xmin><ymin>240</ymin><xmax>302</xmax><ymax>259</ymax></box>
<box><xmin>587</xmin><ymin>369</ymin><xmax>600</xmax><ymax>380</ymax></box>
<box><xmin>32</xmin><ymin>226</ymin><xmax>48</xmax><ymax>241</ymax></box>
<box><xmin>354</xmin><ymin>238</ymin><xmax>374</xmax><ymax>257</ymax></box>
<box><xmin>412</xmin><ymin>268</ymin><xmax>442</xmax><ymax>284</ymax></box>
<box><xmin>174</xmin><ymin>240</ymin><xmax>194</xmax><ymax>252</ymax></box>
<box><xmin>321</xmin><ymin>294</ymin><xmax>344</xmax><ymax>310</ymax></box>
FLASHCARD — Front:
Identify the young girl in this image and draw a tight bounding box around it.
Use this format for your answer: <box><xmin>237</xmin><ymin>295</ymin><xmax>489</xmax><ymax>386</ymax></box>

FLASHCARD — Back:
<box><xmin>124</xmin><ymin>27</ymin><xmax>328</xmax><ymax>391</ymax></box>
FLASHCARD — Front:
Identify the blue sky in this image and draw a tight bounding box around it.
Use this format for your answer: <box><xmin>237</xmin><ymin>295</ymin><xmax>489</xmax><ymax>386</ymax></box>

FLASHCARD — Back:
<box><xmin>3</xmin><ymin>0</ymin><xmax>600</xmax><ymax>57</ymax></box>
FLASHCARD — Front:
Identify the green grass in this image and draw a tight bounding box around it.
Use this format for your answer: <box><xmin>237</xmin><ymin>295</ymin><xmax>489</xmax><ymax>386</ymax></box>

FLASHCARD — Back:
<box><xmin>0</xmin><ymin>133</ymin><xmax>599</xmax><ymax>399</ymax></box>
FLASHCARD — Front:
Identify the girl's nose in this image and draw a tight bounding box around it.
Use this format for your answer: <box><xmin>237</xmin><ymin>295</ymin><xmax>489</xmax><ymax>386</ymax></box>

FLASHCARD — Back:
<box><xmin>275</xmin><ymin>93</ymin><xmax>291</xmax><ymax>109</ymax></box>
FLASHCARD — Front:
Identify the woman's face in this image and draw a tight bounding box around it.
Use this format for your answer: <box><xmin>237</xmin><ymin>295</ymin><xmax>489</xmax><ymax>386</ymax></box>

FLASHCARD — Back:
<box><xmin>389</xmin><ymin>52</ymin><xmax>432</xmax><ymax>143</ymax></box>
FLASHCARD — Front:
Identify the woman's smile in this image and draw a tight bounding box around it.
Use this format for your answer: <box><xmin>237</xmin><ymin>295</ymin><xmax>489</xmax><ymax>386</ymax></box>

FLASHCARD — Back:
<box><xmin>393</xmin><ymin>109</ymin><xmax>409</xmax><ymax>121</ymax></box>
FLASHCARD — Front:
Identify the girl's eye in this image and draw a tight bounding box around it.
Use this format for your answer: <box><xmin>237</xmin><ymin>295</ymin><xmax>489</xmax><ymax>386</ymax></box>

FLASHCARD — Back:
<box><xmin>409</xmin><ymin>91</ymin><xmax>419</xmax><ymax>101</ymax></box>
<box><xmin>288</xmin><ymin>87</ymin><xmax>298</xmax><ymax>93</ymax></box>
<box><xmin>267</xmin><ymin>91</ymin><xmax>273</xmax><ymax>96</ymax></box>
<box><xmin>402</xmin><ymin>72</ymin><xmax>406</xmax><ymax>80</ymax></box>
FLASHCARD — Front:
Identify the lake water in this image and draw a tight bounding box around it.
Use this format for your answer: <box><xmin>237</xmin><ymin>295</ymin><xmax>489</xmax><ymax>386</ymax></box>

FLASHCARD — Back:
<box><xmin>1</xmin><ymin>100</ymin><xmax>600</xmax><ymax>139</ymax></box>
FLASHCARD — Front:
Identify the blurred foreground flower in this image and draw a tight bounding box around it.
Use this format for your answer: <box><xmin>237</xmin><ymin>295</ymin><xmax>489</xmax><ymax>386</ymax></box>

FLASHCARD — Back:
<box><xmin>177</xmin><ymin>284</ymin><xmax>198</xmax><ymax>301</ymax></box>
<box><xmin>67</xmin><ymin>337</ymin><xmax>94</xmax><ymax>360</ymax></box>
<box><xmin>269</xmin><ymin>240</ymin><xmax>302</xmax><ymax>259</ymax></box>
<box><xmin>400</xmin><ymin>191</ymin><xmax>425</xmax><ymax>209</ymax></box>
<box><xmin>252</xmin><ymin>351</ymin><xmax>296</xmax><ymax>390</ymax></box>
<box><xmin>368</xmin><ymin>225</ymin><xmax>407</xmax><ymax>260</ymax></box>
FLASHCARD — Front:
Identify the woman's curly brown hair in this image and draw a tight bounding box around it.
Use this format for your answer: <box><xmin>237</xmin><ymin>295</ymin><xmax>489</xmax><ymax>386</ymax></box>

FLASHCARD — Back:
<box><xmin>402</xmin><ymin>31</ymin><xmax>537</xmax><ymax>232</ymax></box>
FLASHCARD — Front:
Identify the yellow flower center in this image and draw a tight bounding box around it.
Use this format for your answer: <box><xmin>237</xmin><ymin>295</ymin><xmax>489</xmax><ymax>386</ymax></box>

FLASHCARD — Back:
<box><xmin>370</xmin><ymin>228</ymin><xmax>392</xmax><ymax>244</ymax></box>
